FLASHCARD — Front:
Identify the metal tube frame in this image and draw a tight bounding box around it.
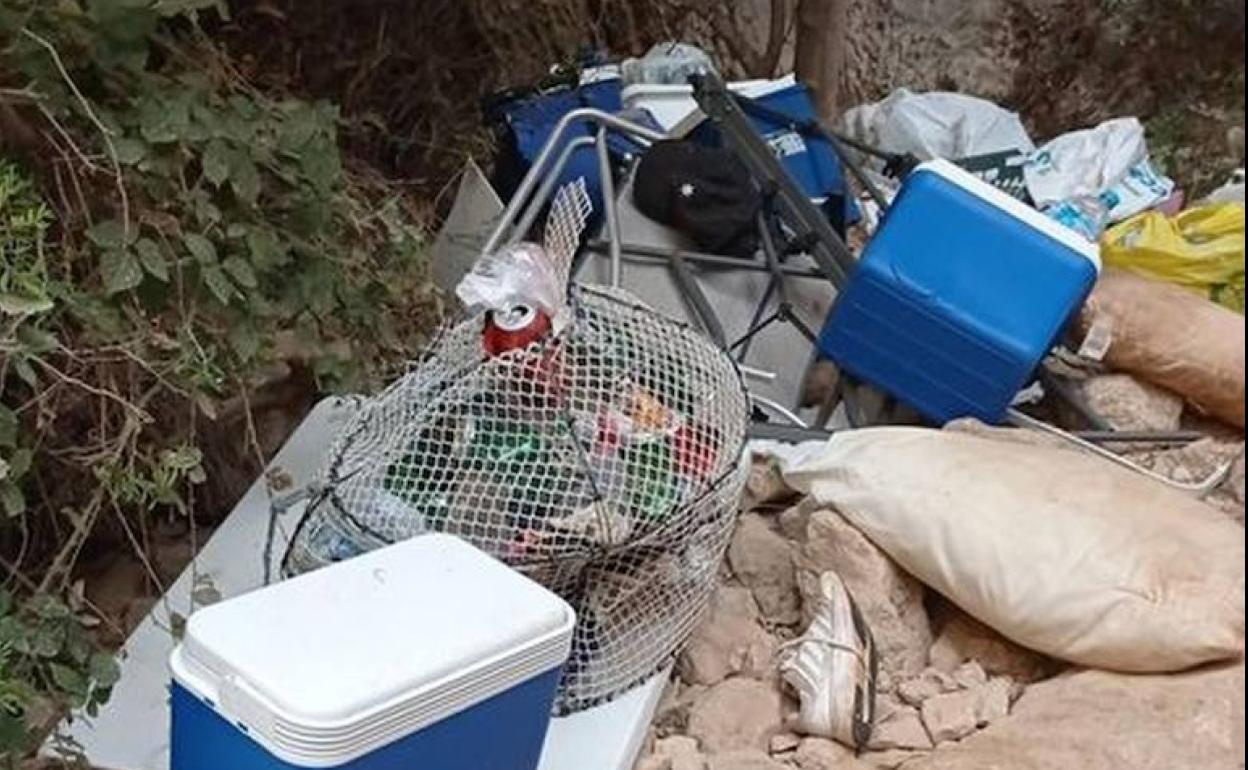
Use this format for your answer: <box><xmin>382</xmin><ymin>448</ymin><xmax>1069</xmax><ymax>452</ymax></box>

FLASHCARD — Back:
<box><xmin>481</xmin><ymin>107</ymin><xmax>667</xmax><ymax>258</ymax></box>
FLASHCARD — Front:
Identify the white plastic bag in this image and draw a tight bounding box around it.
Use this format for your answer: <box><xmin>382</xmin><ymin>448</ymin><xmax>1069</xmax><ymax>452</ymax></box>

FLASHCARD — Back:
<box><xmin>1025</xmin><ymin>118</ymin><xmax>1175</xmax><ymax>239</ymax></box>
<box><xmin>783</xmin><ymin>427</ymin><xmax>1245</xmax><ymax>673</ymax></box>
<box><xmin>839</xmin><ymin>89</ymin><xmax>1035</xmax><ymax>162</ymax></box>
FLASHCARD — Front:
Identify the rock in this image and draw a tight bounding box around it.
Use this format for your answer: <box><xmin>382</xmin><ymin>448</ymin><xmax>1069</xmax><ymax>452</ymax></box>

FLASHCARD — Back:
<box><xmin>799</xmin><ymin>509</ymin><xmax>932</xmax><ymax>681</ymax></box>
<box><xmin>903</xmin><ymin>663</ymin><xmax>1246</xmax><ymax>769</ymax></box>
<box><xmin>928</xmin><ymin>612</ymin><xmax>1054</xmax><ymax>683</ymax></box>
<box><xmin>793</xmin><ymin>737</ymin><xmax>869</xmax><ymax>769</ymax></box>
<box><xmin>653</xmin><ymin>680</ymin><xmax>706</xmax><ymax>737</ymax></box>
<box><xmin>777</xmin><ymin>500</ymin><xmax>814</xmax><ymax>542</ymax></box>
<box><xmin>635</xmin><ymin>754</ymin><xmax>673</xmax><ymax>770</ymax></box>
<box><xmin>679</xmin><ymin>585</ymin><xmax>778</xmax><ymax>687</ymax></box>
<box><xmin>951</xmin><ymin>661</ymin><xmax>987</xmax><ymax>690</ymax></box>
<box><xmin>1080</xmin><ymin>374</ymin><xmax>1184</xmax><ymax>432</ymax></box>
<box><xmin>869</xmin><ymin>703</ymin><xmax>934</xmax><ymax>751</ymax></box>
<box><xmin>973</xmin><ymin>677</ymin><xmax>1012</xmax><ymax>726</ymax></box>
<box><xmin>897</xmin><ymin>668</ymin><xmax>958</xmax><ymax>707</ymax></box>
<box><xmin>860</xmin><ymin>749</ymin><xmax>924</xmax><ymax>769</ymax></box>
<box><xmin>769</xmin><ymin>732</ymin><xmax>802</xmax><ymax>754</ymax></box>
<box><xmin>728</xmin><ymin>514</ymin><xmax>801</xmax><ymax>625</ymax></box>
<box><xmin>920</xmin><ymin>689</ymin><xmax>980</xmax><ymax>744</ymax></box>
<box><xmin>745</xmin><ymin>457</ymin><xmax>797</xmax><ymax>510</ymax></box>
<box><xmin>706</xmin><ymin>751</ymin><xmax>789</xmax><ymax>770</ymax></box>
<box><xmin>686</xmin><ymin>678</ymin><xmax>785</xmax><ymax>754</ymax></box>
<box><xmin>651</xmin><ymin>736</ymin><xmax>706</xmax><ymax>770</ymax></box>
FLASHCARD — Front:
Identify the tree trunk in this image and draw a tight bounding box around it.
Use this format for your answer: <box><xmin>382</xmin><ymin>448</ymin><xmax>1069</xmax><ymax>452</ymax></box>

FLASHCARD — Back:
<box><xmin>793</xmin><ymin>0</ymin><xmax>850</xmax><ymax>121</ymax></box>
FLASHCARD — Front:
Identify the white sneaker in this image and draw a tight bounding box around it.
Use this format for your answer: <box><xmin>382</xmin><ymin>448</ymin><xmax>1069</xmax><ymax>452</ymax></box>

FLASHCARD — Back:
<box><xmin>778</xmin><ymin>571</ymin><xmax>877</xmax><ymax>749</ymax></box>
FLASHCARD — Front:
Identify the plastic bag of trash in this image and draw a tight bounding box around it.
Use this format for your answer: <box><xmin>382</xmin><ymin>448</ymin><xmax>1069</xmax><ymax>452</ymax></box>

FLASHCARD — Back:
<box><xmin>1101</xmin><ymin>204</ymin><xmax>1246</xmax><ymax>313</ymax></box>
<box><xmin>782</xmin><ymin>427</ymin><xmax>1245</xmax><ymax>673</ymax></box>
<box><xmin>1076</xmin><ymin>268</ymin><xmax>1246</xmax><ymax>428</ymax></box>
<box><xmin>621</xmin><ymin>42</ymin><xmax>716</xmax><ymax>86</ymax></box>
<box><xmin>1025</xmin><ymin>118</ymin><xmax>1175</xmax><ymax>238</ymax></box>
<box><xmin>839</xmin><ymin>89</ymin><xmax>1035</xmax><ymax>162</ymax></box>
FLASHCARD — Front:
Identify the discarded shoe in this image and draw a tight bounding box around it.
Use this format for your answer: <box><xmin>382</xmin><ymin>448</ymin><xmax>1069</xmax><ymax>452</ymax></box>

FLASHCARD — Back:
<box><xmin>778</xmin><ymin>571</ymin><xmax>878</xmax><ymax>748</ymax></box>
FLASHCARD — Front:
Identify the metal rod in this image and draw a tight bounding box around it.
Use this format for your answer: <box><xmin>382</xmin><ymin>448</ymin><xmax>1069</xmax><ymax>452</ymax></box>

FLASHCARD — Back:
<box><xmin>482</xmin><ymin>108</ymin><xmax>667</xmax><ymax>256</ymax></box>
<box><xmin>585</xmin><ymin>240</ymin><xmax>827</xmax><ymax>278</ymax></box>
<box><xmin>669</xmin><ymin>250</ymin><xmax>726</xmax><ymax>347</ymax></box>
<box><xmin>750</xmin><ymin>394</ymin><xmax>809</xmax><ymax>428</ymax></box>
<box><xmin>748</xmin><ymin>422</ymin><xmax>833</xmax><ymax>442</ymax></box>
<box><xmin>1072</xmin><ymin>430</ymin><xmax>1206</xmax><ymax>445</ymax></box>
<box><xmin>511</xmin><ymin>135</ymin><xmax>597</xmax><ymax>245</ymax></box>
<box><xmin>1006</xmin><ymin>408</ymin><xmax>1231</xmax><ymax>498</ymax></box>
<box><xmin>595</xmin><ymin>126</ymin><xmax>623</xmax><ymax>287</ymax></box>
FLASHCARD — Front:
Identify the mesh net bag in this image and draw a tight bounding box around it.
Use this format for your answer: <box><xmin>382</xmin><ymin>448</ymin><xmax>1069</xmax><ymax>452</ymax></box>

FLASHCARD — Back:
<box><xmin>281</xmin><ymin>184</ymin><xmax>750</xmax><ymax>714</ymax></box>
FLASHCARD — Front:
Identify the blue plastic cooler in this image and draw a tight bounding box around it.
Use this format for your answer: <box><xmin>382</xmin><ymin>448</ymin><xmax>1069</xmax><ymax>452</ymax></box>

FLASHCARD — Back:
<box><xmin>818</xmin><ymin>159</ymin><xmax>1101</xmax><ymax>424</ymax></box>
<box><xmin>169</xmin><ymin>534</ymin><xmax>576</xmax><ymax>770</ymax></box>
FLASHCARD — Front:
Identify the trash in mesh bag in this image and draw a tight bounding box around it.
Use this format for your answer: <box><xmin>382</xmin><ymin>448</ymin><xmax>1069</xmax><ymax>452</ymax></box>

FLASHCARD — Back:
<box><xmin>282</xmin><ymin>181</ymin><xmax>751</xmax><ymax>714</ymax></box>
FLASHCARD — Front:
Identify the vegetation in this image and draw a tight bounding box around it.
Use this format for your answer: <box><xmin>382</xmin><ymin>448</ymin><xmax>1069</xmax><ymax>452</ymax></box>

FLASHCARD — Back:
<box><xmin>1</xmin><ymin>0</ymin><xmax>434</xmax><ymax>758</ymax></box>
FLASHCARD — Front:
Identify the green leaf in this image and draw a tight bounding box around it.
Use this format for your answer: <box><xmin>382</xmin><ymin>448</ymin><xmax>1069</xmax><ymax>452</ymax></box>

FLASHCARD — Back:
<box><xmin>89</xmin><ymin>652</ymin><xmax>121</xmax><ymax>688</ymax></box>
<box><xmin>201</xmin><ymin>138</ymin><xmax>230</xmax><ymax>186</ymax></box>
<box><xmin>200</xmin><ymin>265</ymin><xmax>234</xmax><ymax>305</ymax></box>
<box><xmin>16</xmin><ymin>325</ymin><xmax>59</xmax><ymax>354</ymax></box>
<box><xmin>0</xmin><ymin>405</ymin><xmax>16</xmax><ymax>448</ymax></box>
<box><xmin>100</xmin><ymin>249</ymin><xmax>144</xmax><ymax>294</ymax></box>
<box><xmin>246</xmin><ymin>228</ymin><xmax>287</xmax><ymax>269</ymax></box>
<box><xmin>86</xmin><ymin>219</ymin><xmax>135</xmax><ymax>249</ymax></box>
<box><xmin>0</xmin><ymin>293</ymin><xmax>54</xmax><ymax>316</ymax></box>
<box><xmin>183</xmin><ymin>233</ymin><xmax>218</xmax><ymax>265</ymax></box>
<box><xmin>228</xmin><ymin>321</ymin><xmax>261</xmax><ymax>362</ymax></box>
<box><xmin>0</xmin><ymin>482</ymin><xmax>22</xmax><ymax>518</ymax></box>
<box><xmin>228</xmin><ymin>150</ymin><xmax>261</xmax><ymax>205</ymax></box>
<box><xmin>113</xmin><ymin>137</ymin><xmax>147</xmax><ymax>165</ymax></box>
<box><xmin>13</xmin><ymin>357</ymin><xmax>38</xmax><ymax>388</ymax></box>
<box><xmin>7</xmin><ymin>449</ymin><xmax>33</xmax><ymax>478</ymax></box>
<box><xmin>49</xmin><ymin>663</ymin><xmax>87</xmax><ymax>697</ymax></box>
<box><xmin>222</xmin><ymin>256</ymin><xmax>258</xmax><ymax>289</ymax></box>
<box><xmin>135</xmin><ymin>238</ymin><xmax>169</xmax><ymax>282</ymax></box>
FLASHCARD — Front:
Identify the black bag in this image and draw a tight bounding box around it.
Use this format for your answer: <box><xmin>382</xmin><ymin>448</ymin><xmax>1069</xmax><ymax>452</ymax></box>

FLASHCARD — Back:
<box><xmin>633</xmin><ymin>140</ymin><xmax>761</xmax><ymax>258</ymax></box>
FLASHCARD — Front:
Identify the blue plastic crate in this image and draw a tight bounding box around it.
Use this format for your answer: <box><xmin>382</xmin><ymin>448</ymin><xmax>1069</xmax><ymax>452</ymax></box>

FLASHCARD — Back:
<box><xmin>818</xmin><ymin>159</ymin><xmax>1100</xmax><ymax>424</ymax></box>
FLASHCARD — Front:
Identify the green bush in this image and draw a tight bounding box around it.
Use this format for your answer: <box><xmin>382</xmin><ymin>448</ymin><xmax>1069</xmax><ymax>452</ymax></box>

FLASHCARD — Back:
<box><xmin>1</xmin><ymin>0</ymin><xmax>435</xmax><ymax>757</ymax></box>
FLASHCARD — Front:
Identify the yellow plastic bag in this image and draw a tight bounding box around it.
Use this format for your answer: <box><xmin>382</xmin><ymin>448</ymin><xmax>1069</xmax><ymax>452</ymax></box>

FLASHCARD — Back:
<box><xmin>1101</xmin><ymin>203</ymin><xmax>1246</xmax><ymax>313</ymax></box>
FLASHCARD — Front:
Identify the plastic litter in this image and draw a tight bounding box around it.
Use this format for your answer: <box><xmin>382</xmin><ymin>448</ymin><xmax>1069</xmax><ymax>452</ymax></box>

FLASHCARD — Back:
<box><xmin>621</xmin><ymin>42</ymin><xmax>716</xmax><ymax>87</ymax></box>
<box><xmin>1101</xmin><ymin>203</ymin><xmax>1246</xmax><ymax>312</ymax></box>
<box><xmin>838</xmin><ymin>89</ymin><xmax>1035</xmax><ymax>163</ymax></box>
<box><xmin>1202</xmin><ymin>168</ymin><xmax>1246</xmax><ymax>205</ymax></box>
<box><xmin>1024</xmin><ymin>118</ymin><xmax>1175</xmax><ymax>239</ymax></box>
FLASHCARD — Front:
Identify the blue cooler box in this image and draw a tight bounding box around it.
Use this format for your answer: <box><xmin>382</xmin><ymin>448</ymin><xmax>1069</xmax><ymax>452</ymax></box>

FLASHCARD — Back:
<box><xmin>818</xmin><ymin>159</ymin><xmax>1101</xmax><ymax>424</ymax></box>
<box><xmin>170</xmin><ymin>534</ymin><xmax>576</xmax><ymax>770</ymax></box>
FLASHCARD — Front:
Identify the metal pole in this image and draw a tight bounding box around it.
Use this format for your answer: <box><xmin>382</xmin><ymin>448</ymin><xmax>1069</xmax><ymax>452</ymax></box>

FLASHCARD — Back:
<box><xmin>481</xmin><ymin>108</ymin><xmax>666</xmax><ymax>256</ymax></box>
<box><xmin>511</xmin><ymin>135</ymin><xmax>596</xmax><ymax>245</ymax></box>
<box><xmin>583</xmin><ymin>240</ymin><xmax>827</xmax><ymax>278</ymax></box>
<box><xmin>596</xmin><ymin>127</ymin><xmax>623</xmax><ymax>287</ymax></box>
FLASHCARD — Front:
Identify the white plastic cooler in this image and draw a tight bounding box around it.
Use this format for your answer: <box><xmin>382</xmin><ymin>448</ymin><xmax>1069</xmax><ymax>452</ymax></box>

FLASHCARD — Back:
<box><xmin>169</xmin><ymin>533</ymin><xmax>576</xmax><ymax>770</ymax></box>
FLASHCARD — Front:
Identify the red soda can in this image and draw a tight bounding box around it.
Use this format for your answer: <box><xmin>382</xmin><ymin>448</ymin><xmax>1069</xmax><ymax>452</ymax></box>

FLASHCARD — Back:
<box><xmin>482</xmin><ymin>303</ymin><xmax>552</xmax><ymax>356</ymax></box>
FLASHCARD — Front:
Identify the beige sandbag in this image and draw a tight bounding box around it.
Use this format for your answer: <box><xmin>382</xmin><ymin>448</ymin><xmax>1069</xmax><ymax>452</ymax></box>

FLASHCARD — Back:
<box><xmin>1077</xmin><ymin>268</ymin><xmax>1246</xmax><ymax>428</ymax></box>
<box><xmin>784</xmin><ymin>427</ymin><xmax>1245</xmax><ymax>673</ymax></box>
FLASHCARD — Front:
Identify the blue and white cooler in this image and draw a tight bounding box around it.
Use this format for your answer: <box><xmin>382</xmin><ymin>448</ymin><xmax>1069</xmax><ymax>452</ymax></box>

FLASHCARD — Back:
<box><xmin>169</xmin><ymin>533</ymin><xmax>576</xmax><ymax>770</ymax></box>
<box><xmin>818</xmin><ymin>158</ymin><xmax>1101</xmax><ymax>424</ymax></box>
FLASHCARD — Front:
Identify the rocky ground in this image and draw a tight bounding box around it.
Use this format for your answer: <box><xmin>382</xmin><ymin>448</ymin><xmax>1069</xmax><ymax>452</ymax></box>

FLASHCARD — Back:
<box><xmin>632</xmin><ymin>372</ymin><xmax>1246</xmax><ymax>770</ymax></box>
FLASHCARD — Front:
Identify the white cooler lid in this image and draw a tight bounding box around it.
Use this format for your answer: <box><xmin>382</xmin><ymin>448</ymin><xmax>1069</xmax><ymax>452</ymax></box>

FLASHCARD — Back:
<box><xmin>171</xmin><ymin>534</ymin><xmax>575</xmax><ymax>765</ymax></box>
